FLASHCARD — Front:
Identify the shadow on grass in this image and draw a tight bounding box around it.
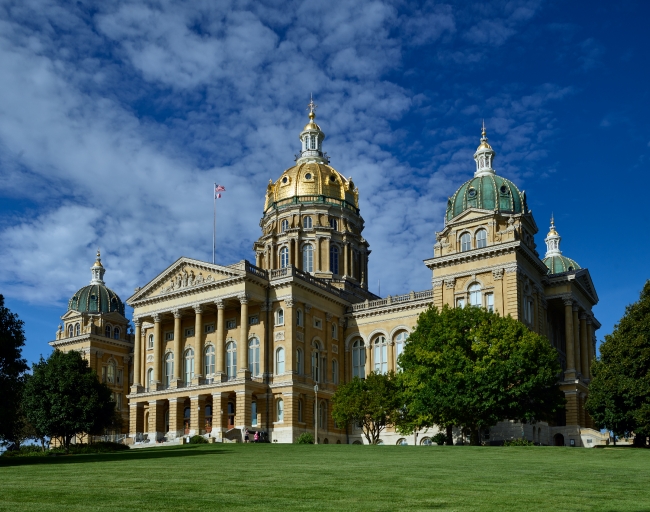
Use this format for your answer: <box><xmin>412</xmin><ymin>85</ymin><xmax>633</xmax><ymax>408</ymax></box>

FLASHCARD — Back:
<box><xmin>0</xmin><ymin>444</ymin><xmax>232</xmax><ymax>467</ymax></box>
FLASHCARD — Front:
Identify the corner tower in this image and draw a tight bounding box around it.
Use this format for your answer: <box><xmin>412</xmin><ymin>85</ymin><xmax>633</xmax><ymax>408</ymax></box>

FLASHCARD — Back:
<box><xmin>253</xmin><ymin>99</ymin><xmax>370</xmax><ymax>290</ymax></box>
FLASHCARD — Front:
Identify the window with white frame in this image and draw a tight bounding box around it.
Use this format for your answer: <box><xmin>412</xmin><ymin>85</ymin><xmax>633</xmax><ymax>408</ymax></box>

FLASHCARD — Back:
<box><xmin>313</xmin><ymin>317</ymin><xmax>322</xmax><ymax>329</ymax></box>
<box><xmin>457</xmin><ymin>297</ymin><xmax>466</xmax><ymax>308</ymax></box>
<box><xmin>460</xmin><ymin>233</ymin><xmax>471</xmax><ymax>252</ymax></box>
<box><xmin>296</xmin><ymin>348</ymin><xmax>303</xmax><ymax>374</ymax></box>
<box><xmin>148</xmin><ymin>334</ymin><xmax>154</xmax><ymax>349</ymax></box>
<box><xmin>332</xmin><ymin>359</ymin><xmax>339</xmax><ymax>384</ymax></box>
<box><xmin>476</xmin><ymin>229</ymin><xmax>487</xmax><ymax>249</ymax></box>
<box><xmin>276</xmin><ymin>308</ymin><xmax>284</xmax><ymax>326</ymax></box>
<box><xmin>68</xmin><ymin>325</ymin><xmax>74</xmax><ymax>337</ymax></box>
<box><xmin>226</xmin><ymin>319</ymin><xmax>236</xmax><ymax>330</ymax></box>
<box><xmin>106</xmin><ymin>360</ymin><xmax>116</xmax><ymax>384</ymax></box>
<box><xmin>276</xmin><ymin>347</ymin><xmax>285</xmax><ymax>374</ymax></box>
<box><xmin>226</xmin><ymin>341</ymin><xmax>237</xmax><ymax>379</ymax></box>
<box><xmin>331</xmin><ymin>322</ymin><xmax>338</xmax><ymax>339</ymax></box>
<box><xmin>75</xmin><ymin>323</ymin><xmax>80</xmax><ymax>336</ymax></box>
<box><xmin>485</xmin><ymin>293</ymin><xmax>494</xmax><ymax>313</ymax></box>
<box><xmin>249</xmin><ymin>338</ymin><xmax>260</xmax><ymax>376</ymax></box>
<box><xmin>373</xmin><ymin>336</ymin><xmax>388</xmax><ymax>374</ymax></box>
<box><xmin>330</xmin><ymin>245</ymin><xmax>339</xmax><ymax>274</ymax></box>
<box><xmin>395</xmin><ymin>331</ymin><xmax>407</xmax><ymax>367</ymax></box>
<box><xmin>184</xmin><ymin>327</ymin><xmax>195</xmax><ymax>337</ymax></box>
<box><xmin>165</xmin><ymin>331</ymin><xmax>174</xmax><ymax>341</ymax></box>
<box><xmin>147</xmin><ymin>368</ymin><xmax>154</xmax><ymax>389</ymax></box>
<box><xmin>248</xmin><ymin>315</ymin><xmax>259</xmax><ymax>326</ymax></box>
<box><xmin>184</xmin><ymin>348</ymin><xmax>195</xmax><ymax>385</ymax></box>
<box><xmin>303</xmin><ymin>216</ymin><xmax>312</xmax><ymax>228</ymax></box>
<box><xmin>296</xmin><ymin>309</ymin><xmax>303</xmax><ymax>327</ymax></box>
<box><xmin>352</xmin><ymin>339</ymin><xmax>366</xmax><ymax>379</ymax></box>
<box><xmin>302</xmin><ymin>244</ymin><xmax>313</xmax><ymax>273</ymax></box>
<box><xmin>204</xmin><ymin>323</ymin><xmax>215</xmax><ymax>334</ymax></box>
<box><xmin>164</xmin><ymin>353</ymin><xmax>173</xmax><ymax>388</ymax></box>
<box><xmin>204</xmin><ymin>345</ymin><xmax>215</xmax><ymax>376</ymax></box>
<box><xmin>277</xmin><ymin>398</ymin><xmax>284</xmax><ymax>422</ymax></box>
<box><xmin>280</xmin><ymin>246</ymin><xmax>289</xmax><ymax>268</ymax></box>
<box><xmin>469</xmin><ymin>283</ymin><xmax>482</xmax><ymax>307</ymax></box>
<box><xmin>280</xmin><ymin>219</ymin><xmax>289</xmax><ymax>232</ymax></box>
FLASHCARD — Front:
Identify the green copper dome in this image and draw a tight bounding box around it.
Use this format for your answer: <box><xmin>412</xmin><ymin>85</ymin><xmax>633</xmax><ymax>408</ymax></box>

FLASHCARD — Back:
<box><xmin>542</xmin><ymin>255</ymin><xmax>581</xmax><ymax>275</ymax></box>
<box><xmin>68</xmin><ymin>284</ymin><xmax>124</xmax><ymax>315</ymax></box>
<box><xmin>446</xmin><ymin>174</ymin><xmax>527</xmax><ymax>223</ymax></box>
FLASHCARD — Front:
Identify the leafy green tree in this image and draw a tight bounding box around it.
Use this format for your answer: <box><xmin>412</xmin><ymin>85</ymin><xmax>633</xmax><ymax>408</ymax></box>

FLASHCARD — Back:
<box><xmin>397</xmin><ymin>305</ymin><xmax>564</xmax><ymax>445</ymax></box>
<box><xmin>586</xmin><ymin>281</ymin><xmax>650</xmax><ymax>447</ymax></box>
<box><xmin>22</xmin><ymin>350</ymin><xmax>116</xmax><ymax>452</ymax></box>
<box><xmin>0</xmin><ymin>295</ymin><xmax>29</xmax><ymax>447</ymax></box>
<box><xmin>331</xmin><ymin>372</ymin><xmax>401</xmax><ymax>445</ymax></box>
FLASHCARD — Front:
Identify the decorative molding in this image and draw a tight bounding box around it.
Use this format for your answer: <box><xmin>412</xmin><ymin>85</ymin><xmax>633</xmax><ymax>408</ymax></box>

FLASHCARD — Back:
<box><xmin>305</xmin><ymin>303</ymin><xmax>313</xmax><ymax>313</ymax></box>
<box><xmin>332</xmin><ymin>344</ymin><xmax>338</xmax><ymax>354</ymax></box>
<box><xmin>325</xmin><ymin>313</ymin><xmax>333</xmax><ymax>322</ymax></box>
<box><xmin>153</xmin><ymin>314</ymin><xmax>162</xmax><ymax>323</ymax></box>
<box><xmin>133</xmin><ymin>318</ymin><xmax>141</xmax><ymax>327</ymax></box>
<box><xmin>146</xmin><ymin>355</ymin><xmax>154</xmax><ymax>363</ymax></box>
<box><xmin>193</xmin><ymin>304</ymin><xmax>203</xmax><ymax>314</ymax></box>
<box><xmin>296</xmin><ymin>332</ymin><xmax>304</xmax><ymax>342</ymax></box>
<box><xmin>432</xmin><ymin>278</ymin><xmax>444</xmax><ymax>288</ymax></box>
<box><xmin>172</xmin><ymin>309</ymin><xmax>182</xmax><ymax>319</ymax></box>
<box><xmin>492</xmin><ymin>269</ymin><xmax>503</xmax><ymax>280</ymax></box>
<box><xmin>445</xmin><ymin>278</ymin><xmax>456</xmax><ymax>289</ymax></box>
<box><xmin>275</xmin><ymin>331</ymin><xmax>285</xmax><ymax>341</ymax></box>
<box><xmin>238</xmin><ymin>293</ymin><xmax>250</xmax><ymax>304</ymax></box>
<box><xmin>215</xmin><ymin>299</ymin><xmax>225</xmax><ymax>309</ymax></box>
<box><xmin>285</xmin><ymin>298</ymin><xmax>294</xmax><ymax>308</ymax></box>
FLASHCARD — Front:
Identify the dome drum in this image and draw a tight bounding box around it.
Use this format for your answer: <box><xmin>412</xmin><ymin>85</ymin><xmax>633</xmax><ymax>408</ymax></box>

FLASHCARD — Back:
<box><xmin>68</xmin><ymin>283</ymin><xmax>125</xmax><ymax>316</ymax></box>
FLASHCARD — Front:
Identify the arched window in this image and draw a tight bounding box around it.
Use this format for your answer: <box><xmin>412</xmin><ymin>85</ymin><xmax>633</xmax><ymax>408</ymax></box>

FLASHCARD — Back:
<box><xmin>204</xmin><ymin>345</ymin><xmax>215</xmax><ymax>376</ymax></box>
<box><xmin>277</xmin><ymin>398</ymin><xmax>284</xmax><ymax>422</ymax></box>
<box><xmin>329</xmin><ymin>218</ymin><xmax>338</xmax><ymax>231</ymax></box>
<box><xmin>276</xmin><ymin>308</ymin><xmax>284</xmax><ymax>326</ymax></box>
<box><xmin>395</xmin><ymin>331</ymin><xmax>408</xmax><ymax>368</ymax></box>
<box><xmin>107</xmin><ymin>360</ymin><xmax>116</xmax><ymax>384</ymax></box>
<box><xmin>147</xmin><ymin>368</ymin><xmax>154</xmax><ymax>390</ymax></box>
<box><xmin>280</xmin><ymin>247</ymin><xmax>289</xmax><ymax>268</ymax></box>
<box><xmin>330</xmin><ymin>245</ymin><xmax>339</xmax><ymax>274</ymax></box>
<box><xmin>113</xmin><ymin>327</ymin><xmax>120</xmax><ymax>340</ymax></box>
<box><xmin>312</xmin><ymin>343</ymin><xmax>320</xmax><ymax>382</ymax></box>
<box><xmin>75</xmin><ymin>323</ymin><xmax>80</xmax><ymax>336</ymax></box>
<box><xmin>352</xmin><ymin>339</ymin><xmax>366</xmax><ymax>379</ymax></box>
<box><xmin>460</xmin><ymin>233</ymin><xmax>471</xmax><ymax>252</ymax></box>
<box><xmin>68</xmin><ymin>325</ymin><xmax>73</xmax><ymax>337</ymax></box>
<box><xmin>469</xmin><ymin>283</ymin><xmax>482</xmax><ymax>307</ymax></box>
<box><xmin>251</xmin><ymin>401</ymin><xmax>258</xmax><ymax>426</ymax></box>
<box><xmin>296</xmin><ymin>309</ymin><xmax>303</xmax><ymax>327</ymax></box>
<box><xmin>105</xmin><ymin>325</ymin><xmax>112</xmax><ymax>338</ymax></box>
<box><xmin>280</xmin><ymin>219</ymin><xmax>289</xmax><ymax>232</ymax></box>
<box><xmin>248</xmin><ymin>338</ymin><xmax>260</xmax><ymax>376</ymax></box>
<box><xmin>148</xmin><ymin>334</ymin><xmax>154</xmax><ymax>349</ymax></box>
<box><xmin>374</xmin><ymin>336</ymin><xmax>388</xmax><ymax>374</ymax></box>
<box><xmin>302</xmin><ymin>244</ymin><xmax>313</xmax><ymax>273</ymax></box>
<box><xmin>226</xmin><ymin>342</ymin><xmax>237</xmax><ymax>380</ymax></box>
<box><xmin>276</xmin><ymin>347</ymin><xmax>285</xmax><ymax>374</ymax></box>
<box><xmin>303</xmin><ymin>216</ymin><xmax>312</xmax><ymax>228</ymax></box>
<box><xmin>164</xmin><ymin>353</ymin><xmax>173</xmax><ymax>388</ymax></box>
<box><xmin>476</xmin><ymin>229</ymin><xmax>487</xmax><ymax>249</ymax></box>
<box><xmin>332</xmin><ymin>359</ymin><xmax>339</xmax><ymax>384</ymax></box>
<box><xmin>296</xmin><ymin>348</ymin><xmax>303</xmax><ymax>374</ymax></box>
<box><xmin>184</xmin><ymin>348</ymin><xmax>195</xmax><ymax>385</ymax></box>
<box><xmin>319</xmin><ymin>401</ymin><xmax>326</xmax><ymax>429</ymax></box>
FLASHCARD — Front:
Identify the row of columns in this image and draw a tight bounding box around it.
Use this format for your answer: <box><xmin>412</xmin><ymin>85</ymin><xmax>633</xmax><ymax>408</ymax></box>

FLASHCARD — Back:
<box><xmin>563</xmin><ymin>298</ymin><xmax>596</xmax><ymax>381</ymax></box>
<box><xmin>132</xmin><ymin>295</ymin><xmax>251</xmax><ymax>391</ymax></box>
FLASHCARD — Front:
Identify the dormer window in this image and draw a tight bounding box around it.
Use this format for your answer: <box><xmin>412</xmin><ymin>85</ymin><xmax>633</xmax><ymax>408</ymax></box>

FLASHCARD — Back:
<box><xmin>476</xmin><ymin>229</ymin><xmax>487</xmax><ymax>249</ymax></box>
<box><xmin>460</xmin><ymin>233</ymin><xmax>471</xmax><ymax>252</ymax></box>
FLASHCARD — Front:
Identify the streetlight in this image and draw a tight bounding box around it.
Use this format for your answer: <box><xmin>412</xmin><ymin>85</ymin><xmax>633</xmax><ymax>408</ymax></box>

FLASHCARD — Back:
<box><xmin>314</xmin><ymin>384</ymin><xmax>319</xmax><ymax>445</ymax></box>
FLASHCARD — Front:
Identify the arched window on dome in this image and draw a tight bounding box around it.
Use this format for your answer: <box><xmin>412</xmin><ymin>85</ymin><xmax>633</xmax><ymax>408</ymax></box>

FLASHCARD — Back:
<box><xmin>280</xmin><ymin>247</ymin><xmax>289</xmax><ymax>269</ymax></box>
<box><xmin>110</xmin><ymin>298</ymin><xmax>118</xmax><ymax>312</ymax></box>
<box><xmin>460</xmin><ymin>233</ymin><xmax>471</xmax><ymax>252</ymax></box>
<box><xmin>469</xmin><ymin>283</ymin><xmax>482</xmax><ymax>307</ymax></box>
<box><xmin>113</xmin><ymin>327</ymin><xmax>120</xmax><ymax>340</ymax></box>
<box><xmin>310</xmin><ymin>135</ymin><xmax>316</xmax><ymax>150</ymax></box>
<box><xmin>280</xmin><ymin>219</ymin><xmax>289</xmax><ymax>233</ymax></box>
<box><xmin>303</xmin><ymin>216</ymin><xmax>312</xmax><ymax>229</ymax></box>
<box><xmin>330</xmin><ymin>245</ymin><xmax>339</xmax><ymax>275</ymax></box>
<box><xmin>302</xmin><ymin>244</ymin><xmax>313</xmax><ymax>273</ymax></box>
<box><xmin>476</xmin><ymin>229</ymin><xmax>487</xmax><ymax>249</ymax></box>
<box><xmin>105</xmin><ymin>325</ymin><xmax>112</xmax><ymax>338</ymax></box>
<box><xmin>184</xmin><ymin>348</ymin><xmax>195</xmax><ymax>386</ymax></box>
<box><xmin>75</xmin><ymin>323</ymin><xmax>80</xmax><ymax>336</ymax></box>
<box><xmin>352</xmin><ymin>339</ymin><xmax>366</xmax><ymax>379</ymax></box>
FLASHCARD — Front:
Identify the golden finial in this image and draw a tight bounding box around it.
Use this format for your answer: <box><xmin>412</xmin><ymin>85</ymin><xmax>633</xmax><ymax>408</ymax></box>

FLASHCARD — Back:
<box><xmin>481</xmin><ymin>119</ymin><xmax>486</xmax><ymax>138</ymax></box>
<box><xmin>548</xmin><ymin>214</ymin><xmax>558</xmax><ymax>236</ymax></box>
<box><xmin>307</xmin><ymin>94</ymin><xmax>317</xmax><ymax>120</ymax></box>
<box><xmin>93</xmin><ymin>248</ymin><xmax>103</xmax><ymax>267</ymax></box>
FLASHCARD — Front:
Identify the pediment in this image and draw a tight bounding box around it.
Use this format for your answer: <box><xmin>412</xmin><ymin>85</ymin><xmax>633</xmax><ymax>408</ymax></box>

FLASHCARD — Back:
<box><xmin>128</xmin><ymin>257</ymin><xmax>244</xmax><ymax>304</ymax></box>
<box><xmin>446</xmin><ymin>208</ymin><xmax>496</xmax><ymax>227</ymax></box>
<box><xmin>575</xmin><ymin>269</ymin><xmax>599</xmax><ymax>304</ymax></box>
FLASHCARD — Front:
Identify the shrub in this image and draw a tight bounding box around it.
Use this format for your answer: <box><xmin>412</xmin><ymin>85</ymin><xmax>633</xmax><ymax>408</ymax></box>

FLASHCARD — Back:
<box><xmin>503</xmin><ymin>438</ymin><xmax>534</xmax><ymax>447</ymax></box>
<box><xmin>188</xmin><ymin>435</ymin><xmax>208</xmax><ymax>444</ymax></box>
<box><xmin>296</xmin><ymin>433</ymin><xmax>314</xmax><ymax>444</ymax></box>
<box><xmin>2</xmin><ymin>445</ymin><xmax>45</xmax><ymax>457</ymax></box>
<box><xmin>432</xmin><ymin>432</ymin><xmax>447</xmax><ymax>446</ymax></box>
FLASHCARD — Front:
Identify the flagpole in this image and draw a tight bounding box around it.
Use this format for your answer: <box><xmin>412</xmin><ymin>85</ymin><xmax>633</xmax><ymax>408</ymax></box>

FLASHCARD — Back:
<box><xmin>213</xmin><ymin>182</ymin><xmax>216</xmax><ymax>265</ymax></box>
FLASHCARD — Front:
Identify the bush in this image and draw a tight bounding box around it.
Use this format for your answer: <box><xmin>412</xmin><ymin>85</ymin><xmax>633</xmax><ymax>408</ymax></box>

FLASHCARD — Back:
<box><xmin>296</xmin><ymin>433</ymin><xmax>314</xmax><ymax>444</ymax></box>
<box><xmin>2</xmin><ymin>445</ymin><xmax>45</xmax><ymax>457</ymax></box>
<box><xmin>432</xmin><ymin>433</ymin><xmax>447</xmax><ymax>446</ymax></box>
<box><xmin>2</xmin><ymin>441</ymin><xmax>129</xmax><ymax>457</ymax></box>
<box><xmin>188</xmin><ymin>435</ymin><xmax>208</xmax><ymax>444</ymax></box>
<box><xmin>503</xmin><ymin>438</ymin><xmax>534</xmax><ymax>447</ymax></box>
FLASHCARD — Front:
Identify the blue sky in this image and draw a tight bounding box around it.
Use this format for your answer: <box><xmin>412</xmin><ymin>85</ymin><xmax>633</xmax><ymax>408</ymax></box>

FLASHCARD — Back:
<box><xmin>0</xmin><ymin>0</ymin><xmax>648</xmax><ymax>365</ymax></box>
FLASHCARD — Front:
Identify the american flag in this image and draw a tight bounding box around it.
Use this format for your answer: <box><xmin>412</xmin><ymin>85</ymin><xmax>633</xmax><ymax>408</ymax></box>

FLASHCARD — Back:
<box><xmin>215</xmin><ymin>184</ymin><xmax>226</xmax><ymax>199</ymax></box>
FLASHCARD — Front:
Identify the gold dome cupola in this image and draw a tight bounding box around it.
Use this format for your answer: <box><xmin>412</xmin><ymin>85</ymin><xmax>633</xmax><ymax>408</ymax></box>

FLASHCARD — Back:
<box><xmin>474</xmin><ymin>121</ymin><xmax>496</xmax><ymax>177</ymax></box>
<box><xmin>297</xmin><ymin>96</ymin><xmax>328</xmax><ymax>165</ymax></box>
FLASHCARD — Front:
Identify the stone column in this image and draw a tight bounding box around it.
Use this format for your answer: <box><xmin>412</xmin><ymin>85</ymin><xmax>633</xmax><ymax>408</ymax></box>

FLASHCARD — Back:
<box><xmin>148</xmin><ymin>400</ymin><xmax>165</xmax><ymax>441</ymax></box>
<box><xmin>563</xmin><ymin>299</ymin><xmax>575</xmax><ymax>379</ymax></box>
<box><xmin>190</xmin><ymin>395</ymin><xmax>206</xmax><ymax>436</ymax></box>
<box><xmin>212</xmin><ymin>392</ymin><xmax>229</xmax><ymax>439</ymax></box>
<box><xmin>343</xmin><ymin>242</ymin><xmax>349</xmax><ymax>276</ymax></box>
<box><xmin>194</xmin><ymin>305</ymin><xmax>204</xmax><ymax>384</ymax></box>
<box><xmin>239</xmin><ymin>294</ymin><xmax>250</xmax><ymax>376</ymax></box>
<box><xmin>215</xmin><ymin>300</ymin><xmax>225</xmax><ymax>379</ymax></box>
<box><xmin>580</xmin><ymin>313</ymin><xmax>589</xmax><ymax>381</ymax></box>
<box><xmin>168</xmin><ymin>398</ymin><xmax>184</xmax><ymax>439</ymax></box>
<box><xmin>573</xmin><ymin>306</ymin><xmax>581</xmax><ymax>375</ymax></box>
<box><xmin>325</xmin><ymin>237</ymin><xmax>331</xmax><ymax>273</ymax></box>
<box><xmin>153</xmin><ymin>314</ymin><xmax>162</xmax><ymax>389</ymax></box>
<box><xmin>314</xmin><ymin>237</ymin><xmax>321</xmax><ymax>272</ymax></box>
<box><xmin>586</xmin><ymin>317</ymin><xmax>595</xmax><ymax>379</ymax></box>
<box><xmin>236</xmin><ymin>390</ymin><xmax>252</xmax><ymax>430</ymax></box>
<box><xmin>129</xmin><ymin>402</ymin><xmax>144</xmax><ymax>437</ymax></box>
<box><xmin>132</xmin><ymin>319</ymin><xmax>142</xmax><ymax>389</ymax></box>
<box><xmin>172</xmin><ymin>310</ymin><xmax>182</xmax><ymax>387</ymax></box>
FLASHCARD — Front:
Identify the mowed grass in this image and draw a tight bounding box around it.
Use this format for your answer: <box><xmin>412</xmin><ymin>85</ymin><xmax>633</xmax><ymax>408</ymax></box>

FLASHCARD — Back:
<box><xmin>0</xmin><ymin>444</ymin><xmax>648</xmax><ymax>511</ymax></box>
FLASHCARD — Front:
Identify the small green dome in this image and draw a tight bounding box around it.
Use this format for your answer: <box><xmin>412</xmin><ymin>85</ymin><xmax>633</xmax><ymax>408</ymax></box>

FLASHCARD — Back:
<box><xmin>68</xmin><ymin>284</ymin><xmax>124</xmax><ymax>315</ymax></box>
<box><xmin>543</xmin><ymin>255</ymin><xmax>581</xmax><ymax>275</ymax></box>
<box><xmin>446</xmin><ymin>174</ymin><xmax>527</xmax><ymax>223</ymax></box>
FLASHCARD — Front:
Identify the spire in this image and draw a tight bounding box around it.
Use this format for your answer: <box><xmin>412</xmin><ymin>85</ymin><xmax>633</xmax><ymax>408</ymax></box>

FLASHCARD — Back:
<box><xmin>473</xmin><ymin>122</ymin><xmax>495</xmax><ymax>177</ymax></box>
<box><xmin>90</xmin><ymin>249</ymin><xmax>106</xmax><ymax>285</ymax></box>
<box><xmin>544</xmin><ymin>216</ymin><xmax>562</xmax><ymax>257</ymax></box>
<box><xmin>297</xmin><ymin>95</ymin><xmax>328</xmax><ymax>164</ymax></box>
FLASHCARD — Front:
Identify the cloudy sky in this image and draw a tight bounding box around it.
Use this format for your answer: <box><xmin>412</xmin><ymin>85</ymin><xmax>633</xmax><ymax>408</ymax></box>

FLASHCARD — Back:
<box><xmin>1</xmin><ymin>0</ymin><xmax>648</xmax><ymax>364</ymax></box>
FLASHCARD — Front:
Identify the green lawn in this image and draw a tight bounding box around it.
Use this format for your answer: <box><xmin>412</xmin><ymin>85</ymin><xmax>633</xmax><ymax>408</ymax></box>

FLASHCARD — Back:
<box><xmin>0</xmin><ymin>444</ymin><xmax>648</xmax><ymax>511</ymax></box>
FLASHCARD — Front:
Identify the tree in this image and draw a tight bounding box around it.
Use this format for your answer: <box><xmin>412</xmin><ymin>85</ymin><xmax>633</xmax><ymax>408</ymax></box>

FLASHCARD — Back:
<box><xmin>586</xmin><ymin>280</ymin><xmax>650</xmax><ymax>447</ymax></box>
<box><xmin>331</xmin><ymin>372</ymin><xmax>401</xmax><ymax>445</ymax></box>
<box><xmin>0</xmin><ymin>295</ymin><xmax>29</xmax><ymax>447</ymax></box>
<box><xmin>397</xmin><ymin>305</ymin><xmax>565</xmax><ymax>445</ymax></box>
<box><xmin>22</xmin><ymin>349</ymin><xmax>116</xmax><ymax>452</ymax></box>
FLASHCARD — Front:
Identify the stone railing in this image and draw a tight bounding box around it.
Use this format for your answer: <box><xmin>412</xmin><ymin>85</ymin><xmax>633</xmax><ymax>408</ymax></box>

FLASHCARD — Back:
<box><xmin>265</xmin><ymin>195</ymin><xmax>359</xmax><ymax>214</ymax></box>
<box><xmin>270</xmin><ymin>265</ymin><xmax>345</xmax><ymax>298</ymax></box>
<box><xmin>245</xmin><ymin>260</ymin><xmax>268</xmax><ymax>279</ymax></box>
<box><xmin>349</xmin><ymin>289</ymin><xmax>433</xmax><ymax>312</ymax></box>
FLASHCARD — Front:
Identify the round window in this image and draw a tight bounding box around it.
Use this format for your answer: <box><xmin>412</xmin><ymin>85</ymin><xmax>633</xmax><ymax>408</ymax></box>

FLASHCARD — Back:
<box><xmin>330</xmin><ymin>175</ymin><xmax>336</xmax><ymax>182</ymax></box>
<box><xmin>468</xmin><ymin>188</ymin><xmax>477</xmax><ymax>198</ymax></box>
<box><xmin>500</xmin><ymin>185</ymin><xmax>508</xmax><ymax>194</ymax></box>
<box><xmin>305</xmin><ymin>173</ymin><xmax>312</xmax><ymax>180</ymax></box>
<box><xmin>282</xmin><ymin>176</ymin><xmax>288</xmax><ymax>184</ymax></box>
<box><xmin>568</xmin><ymin>266</ymin><xmax>574</xmax><ymax>271</ymax></box>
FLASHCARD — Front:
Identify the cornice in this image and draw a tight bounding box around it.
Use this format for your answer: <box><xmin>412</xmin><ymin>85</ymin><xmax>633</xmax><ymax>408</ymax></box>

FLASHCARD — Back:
<box><xmin>346</xmin><ymin>298</ymin><xmax>432</xmax><ymax>319</ymax></box>
<box><xmin>49</xmin><ymin>334</ymin><xmax>134</xmax><ymax>351</ymax></box>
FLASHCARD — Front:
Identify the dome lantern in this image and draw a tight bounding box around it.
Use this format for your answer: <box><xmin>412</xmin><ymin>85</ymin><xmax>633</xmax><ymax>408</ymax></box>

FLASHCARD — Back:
<box><xmin>90</xmin><ymin>249</ymin><xmax>105</xmax><ymax>285</ymax></box>
<box><xmin>297</xmin><ymin>95</ymin><xmax>328</xmax><ymax>165</ymax></box>
<box><xmin>544</xmin><ymin>215</ymin><xmax>561</xmax><ymax>257</ymax></box>
<box><xmin>67</xmin><ymin>251</ymin><xmax>125</xmax><ymax>315</ymax></box>
<box><xmin>542</xmin><ymin>217</ymin><xmax>581</xmax><ymax>274</ymax></box>
<box><xmin>473</xmin><ymin>121</ymin><xmax>496</xmax><ymax>177</ymax></box>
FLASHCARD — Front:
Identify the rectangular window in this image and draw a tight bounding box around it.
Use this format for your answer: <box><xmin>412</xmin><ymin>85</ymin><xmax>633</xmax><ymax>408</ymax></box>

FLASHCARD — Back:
<box><xmin>249</xmin><ymin>315</ymin><xmax>259</xmax><ymax>326</ymax></box>
<box><xmin>204</xmin><ymin>323</ymin><xmax>215</xmax><ymax>334</ymax></box>
<box><xmin>184</xmin><ymin>327</ymin><xmax>195</xmax><ymax>337</ymax></box>
<box><xmin>226</xmin><ymin>319</ymin><xmax>236</xmax><ymax>330</ymax></box>
<box><xmin>331</xmin><ymin>323</ymin><xmax>338</xmax><ymax>340</ymax></box>
<box><xmin>457</xmin><ymin>298</ymin><xmax>465</xmax><ymax>308</ymax></box>
<box><xmin>486</xmin><ymin>293</ymin><xmax>494</xmax><ymax>313</ymax></box>
<box><xmin>313</xmin><ymin>317</ymin><xmax>322</xmax><ymax>330</ymax></box>
<box><xmin>164</xmin><ymin>331</ymin><xmax>174</xmax><ymax>341</ymax></box>
<box><xmin>251</xmin><ymin>402</ymin><xmax>258</xmax><ymax>427</ymax></box>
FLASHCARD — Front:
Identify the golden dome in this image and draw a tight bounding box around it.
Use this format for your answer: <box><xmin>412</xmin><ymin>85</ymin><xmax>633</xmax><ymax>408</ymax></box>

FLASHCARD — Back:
<box><xmin>264</xmin><ymin>162</ymin><xmax>358</xmax><ymax>212</ymax></box>
<box><xmin>93</xmin><ymin>249</ymin><xmax>104</xmax><ymax>268</ymax></box>
<box><xmin>303</xmin><ymin>111</ymin><xmax>321</xmax><ymax>131</ymax></box>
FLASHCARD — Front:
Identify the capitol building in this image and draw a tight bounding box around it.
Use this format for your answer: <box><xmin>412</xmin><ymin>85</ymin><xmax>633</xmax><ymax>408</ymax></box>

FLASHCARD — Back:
<box><xmin>50</xmin><ymin>103</ymin><xmax>605</xmax><ymax>447</ymax></box>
